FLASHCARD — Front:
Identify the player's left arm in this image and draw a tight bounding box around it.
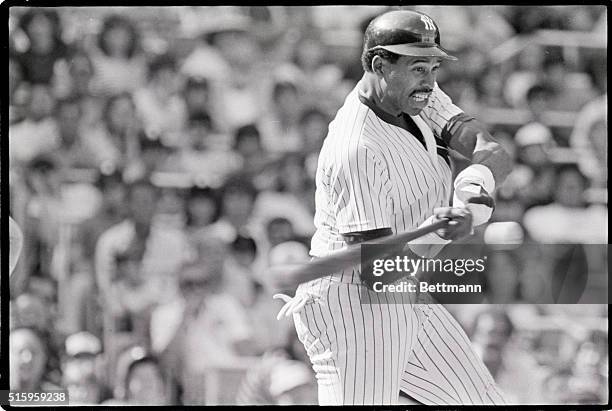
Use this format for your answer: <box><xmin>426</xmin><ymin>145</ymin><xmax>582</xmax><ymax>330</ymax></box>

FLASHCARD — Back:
<box><xmin>422</xmin><ymin>83</ymin><xmax>513</xmax><ymax>184</ymax></box>
<box><xmin>442</xmin><ymin>113</ymin><xmax>513</xmax><ymax>186</ymax></box>
<box><xmin>421</xmin><ymin>84</ymin><xmax>513</xmax><ymax>226</ymax></box>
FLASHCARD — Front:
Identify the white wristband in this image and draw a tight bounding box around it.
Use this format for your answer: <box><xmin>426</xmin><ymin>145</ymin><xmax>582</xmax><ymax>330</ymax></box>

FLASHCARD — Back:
<box><xmin>453</xmin><ymin>164</ymin><xmax>495</xmax><ymax>226</ymax></box>
<box><xmin>454</xmin><ymin>164</ymin><xmax>495</xmax><ymax>193</ymax></box>
<box><xmin>407</xmin><ymin>216</ymin><xmax>450</xmax><ymax>258</ymax></box>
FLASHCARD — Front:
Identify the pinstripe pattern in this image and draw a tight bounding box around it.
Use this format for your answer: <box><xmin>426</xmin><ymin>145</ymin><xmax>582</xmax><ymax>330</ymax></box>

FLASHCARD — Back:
<box><xmin>420</xmin><ymin>83</ymin><xmax>463</xmax><ymax>143</ymax></box>
<box><xmin>309</xmin><ymin>88</ymin><xmax>452</xmax><ymax>281</ymax></box>
<box><xmin>401</xmin><ymin>304</ymin><xmax>508</xmax><ymax>405</ymax></box>
<box><xmin>293</xmin><ymin>280</ymin><xmax>416</xmax><ymax>405</ymax></box>
<box><xmin>297</xmin><ymin>78</ymin><xmax>506</xmax><ymax>405</ymax></box>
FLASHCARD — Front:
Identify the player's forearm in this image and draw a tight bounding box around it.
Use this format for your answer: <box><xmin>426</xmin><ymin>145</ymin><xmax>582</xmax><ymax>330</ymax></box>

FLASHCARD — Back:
<box><xmin>443</xmin><ymin>114</ymin><xmax>513</xmax><ymax>186</ymax></box>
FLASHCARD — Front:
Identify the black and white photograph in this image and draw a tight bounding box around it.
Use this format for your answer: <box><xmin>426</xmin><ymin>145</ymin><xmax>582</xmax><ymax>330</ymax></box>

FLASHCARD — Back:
<box><xmin>3</xmin><ymin>4</ymin><xmax>608</xmax><ymax>407</ymax></box>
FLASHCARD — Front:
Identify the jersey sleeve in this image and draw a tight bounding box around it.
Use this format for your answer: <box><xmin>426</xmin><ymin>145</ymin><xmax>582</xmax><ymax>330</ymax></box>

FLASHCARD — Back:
<box><xmin>419</xmin><ymin>82</ymin><xmax>463</xmax><ymax>138</ymax></box>
<box><xmin>330</xmin><ymin>145</ymin><xmax>393</xmax><ymax>234</ymax></box>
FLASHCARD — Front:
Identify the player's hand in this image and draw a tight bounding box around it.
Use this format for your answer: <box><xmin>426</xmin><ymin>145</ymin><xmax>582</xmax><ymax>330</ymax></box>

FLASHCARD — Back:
<box><xmin>273</xmin><ymin>292</ymin><xmax>315</xmax><ymax>320</ymax></box>
<box><xmin>433</xmin><ymin>206</ymin><xmax>473</xmax><ymax>241</ymax></box>
<box><xmin>453</xmin><ymin>182</ymin><xmax>495</xmax><ymax>226</ymax></box>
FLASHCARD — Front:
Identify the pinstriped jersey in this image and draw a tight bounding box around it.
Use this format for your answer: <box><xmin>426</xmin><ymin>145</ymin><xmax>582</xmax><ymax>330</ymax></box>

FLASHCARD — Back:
<box><xmin>309</xmin><ymin>75</ymin><xmax>462</xmax><ymax>283</ymax></box>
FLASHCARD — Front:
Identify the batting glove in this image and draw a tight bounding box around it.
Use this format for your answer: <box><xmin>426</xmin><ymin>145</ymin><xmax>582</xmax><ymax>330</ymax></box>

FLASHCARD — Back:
<box><xmin>452</xmin><ymin>164</ymin><xmax>496</xmax><ymax>226</ymax></box>
<box><xmin>407</xmin><ymin>215</ymin><xmax>451</xmax><ymax>258</ymax></box>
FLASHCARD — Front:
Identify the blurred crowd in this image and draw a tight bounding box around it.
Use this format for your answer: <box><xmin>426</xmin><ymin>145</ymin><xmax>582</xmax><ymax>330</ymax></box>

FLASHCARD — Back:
<box><xmin>7</xmin><ymin>6</ymin><xmax>607</xmax><ymax>405</ymax></box>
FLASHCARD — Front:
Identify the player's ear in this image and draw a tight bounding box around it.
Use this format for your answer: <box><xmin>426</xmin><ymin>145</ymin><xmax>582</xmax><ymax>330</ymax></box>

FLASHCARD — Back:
<box><xmin>371</xmin><ymin>55</ymin><xmax>385</xmax><ymax>77</ymax></box>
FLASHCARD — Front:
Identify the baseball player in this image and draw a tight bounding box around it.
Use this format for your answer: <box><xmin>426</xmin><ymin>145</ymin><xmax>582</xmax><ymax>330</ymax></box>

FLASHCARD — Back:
<box><xmin>275</xmin><ymin>10</ymin><xmax>512</xmax><ymax>405</ymax></box>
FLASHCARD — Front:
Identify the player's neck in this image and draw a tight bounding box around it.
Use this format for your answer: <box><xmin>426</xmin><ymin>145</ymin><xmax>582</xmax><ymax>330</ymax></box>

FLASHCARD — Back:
<box><xmin>360</xmin><ymin>72</ymin><xmax>403</xmax><ymax>117</ymax></box>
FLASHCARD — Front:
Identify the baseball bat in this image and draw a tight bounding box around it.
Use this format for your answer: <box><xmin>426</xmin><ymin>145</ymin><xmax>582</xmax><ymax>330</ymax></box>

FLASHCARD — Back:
<box><xmin>269</xmin><ymin>219</ymin><xmax>450</xmax><ymax>290</ymax></box>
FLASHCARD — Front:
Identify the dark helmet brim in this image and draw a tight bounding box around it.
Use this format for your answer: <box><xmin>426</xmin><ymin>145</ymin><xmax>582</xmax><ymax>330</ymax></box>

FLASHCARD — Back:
<box><xmin>373</xmin><ymin>43</ymin><xmax>457</xmax><ymax>61</ymax></box>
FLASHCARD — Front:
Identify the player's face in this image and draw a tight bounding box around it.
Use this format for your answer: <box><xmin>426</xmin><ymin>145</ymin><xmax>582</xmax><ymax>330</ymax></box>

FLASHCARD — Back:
<box><xmin>381</xmin><ymin>56</ymin><xmax>442</xmax><ymax>115</ymax></box>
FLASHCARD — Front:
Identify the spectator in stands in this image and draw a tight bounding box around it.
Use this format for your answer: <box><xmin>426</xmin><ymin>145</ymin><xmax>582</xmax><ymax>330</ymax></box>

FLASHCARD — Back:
<box><xmin>236</xmin><ymin>329</ymin><xmax>316</xmax><ymax>405</ymax></box>
<box><xmin>90</xmin><ymin>14</ymin><xmax>146</xmax><ymax>96</ymax></box>
<box><xmin>542</xmin><ymin>331</ymin><xmax>608</xmax><ymax>404</ymax></box>
<box><xmin>268</xmin><ymin>360</ymin><xmax>318</xmax><ymax>405</ymax></box>
<box><xmin>266</xmin><ymin>217</ymin><xmax>296</xmax><ymax>249</ymax></box>
<box><xmin>124</xmin><ymin>355</ymin><xmax>168</xmax><ymax>405</ymax></box>
<box><xmin>112</xmin><ymin>240</ymin><xmax>154</xmax><ymax>341</ymax></box>
<box><xmin>183</xmin><ymin>185</ymin><xmax>222</xmax><ymax>240</ymax></box>
<box><xmin>55</xmin><ymin>95</ymin><xmax>108</xmax><ymax>169</ymax></box>
<box><xmin>210</xmin><ymin>21</ymin><xmax>269</xmax><ymax>131</ymax></box>
<box><xmin>87</xmin><ymin>93</ymin><xmax>143</xmax><ymax>174</ymax></box>
<box><xmin>210</xmin><ymin>174</ymin><xmax>261</xmax><ymax>244</ymax></box>
<box><xmin>223</xmin><ymin>235</ymin><xmax>260</xmax><ymax>308</ymax></box>
<box><xmin>298</xmin><ymin>107</ymin><xmax>328</xmax><ymax>152</ymax></box>
<box><xmin>233</xmin><ymin>124</ymin><xmax>268</xmax><ymax>174</ymax></box>
<box><xmin>252</xmin><ymin>154</ymin><xmax>315</xmax><ymax>238</ymax></box>
<box><xmin>133</xmin><ymin>53</ymin><xmax>187</xmax><ymax>146</ymax></box>
<box><xmin>566</xmin><ymin>338</ymin><xmax>608</xmax><ymax>404</ymax></box>
<box><xmin>489</xmin><ymin>130</ymin><xmax>526</xmax><ymax>223</ymax></box>
<box><xmin>11</xmin><ymin>292</ymin><xmax>51</xmax><ymax>336</ymax></box>
<box><xmin>470</xmin><ymin>308</ymin><xmax>548</xmax><ymax>404</ymax></box>
<box><xmin>288</xmin><ymin>33</ymin><xmax>346</xmax><ymax>111</ymax></box>
<box><xmin>522</xmin><ymin>165</ymin><xmax>605</xmax><ymax>303</ymax></box>
<box><xmin>107</xmin><ymin>346</ymin><xmax>168</xmax><ymax>405</ymax></box>
<box><xmin>503</xmin><ymin>44</ymin><xmax>544</xmax><ymax>108</ymax></box>
<box><xmin>11</xmin><ymin>291</ymin><xmax>64</xmax><ymax>386</ymax></box>
<box><xmin>14</xmin><ymin>9</ymin><xmax>68</xmax><ymax>84</ymax></box>
<box><xmin>523</xmin><ymin>164</ymin><xmax>607</xmax><ymax>244</ymax></box>
<box><xmin>502</xmin><ymin>122</ymin><xmax>556</xmax><ymax>209</ymax></box>
<box><xmin>259</xmin><ymin>78</ymin><xmax>304</xmax><ymax>152</ymax></box>
<box><xmin>180</xmin><ymin>18</ymin><xmax>236</xmax><ymax>83</ymax></box>
<box><xmin>156</xmin><ymin>185</ymin><xmax>188</xmax><ymax>227</ymax></box>
<box><xmin>524</xmin><ymin>84</ymin><xmax>555</xmax><ymax>123</ymax></box>
<box><xmin>298</xmin><ymin>107</ymin><xmax>329</xmax><ymax>177</ymax></box>
<box><xmin>182</xmin><ymin>76</ymin><xmax>212</xmax><ymax>122</ymax></box>
<box><xmin>235</xmin><ymin>238</ymin><xmax>299</xmax><ymax>354</ymax></box>
<box><xmin>542</xmin><ymin>53</ymin><xmax>596</xmax><ymax>112</ymax></box>
<box><xmin>20</xmin><ymin>154</ymin><xmax>64</xmax><ymax>282</ymax></box>
<box><xmin>60</xmin><ymin>49</ymin><xmax>106</xmax><ymax>130</ymax></box>
<box><xmin>80</xmin><ymin>170</ymin><xmax>127</xmax><ymax>265</ymax></box>
<box><xmin>480</xmin><ymin>245</ymin><xmax>523</xmax><ymax>304</ymax></box>
<box><xmin>174</xmin><ymin>111</ymin><xmax>242</xmax><ymax>187</ymax></box>
<box><xmin>129</xmin><ymin>136</ymin><xmax>176</xmax><ymax>179</ymax></box>
<box><xmin>475</xmin><ymin>66</ymin><xmax>509</xmax><ymax>109</ymax></box>
<box><xmin>10</xmin><ymin>328</ymin><xmax>61</xmax><ymax>391</ymax></box>
<box><xmin>9</xmin><ymin>84</ymin><xmax>60</xmax><ymax>165</ymax></box>
<box><xmin>55</xmin><ymin>49</ymin><xmax>95</xmax><ymax>99</ymax></box>
<box><xmin>62</xmin><ymin>332</ymin><xmax>105</xmax><ymax>404</ymax></box>
<box><xmin>59</xmin><ymin>228</ymin><xmax>99</xmax><ymax>336</ymax></box>
<box><xmin>570</xmin><ymin>93</ymin><xmax>607</xmax><ymax>188</ymax></box>
<box><xmin>8</xmin><ymin>57</ymin><xmax>27</xmax><ymax>123</ymax></box>
<box><xmin>183</xmin><ymin>111</ymin><xmax>214</xmax><ymax>151</ymax></box>
<box><xmin>95</xmin><ymin>178</ymin><xmax>187</xmax><ymax>322</ymax></box>
<box><xmin>150</xmin><ymin>242</ymin><xmax>255</xmax><ymax>403</ymax></box>
<box><xmin>9</xmin><ymin>56</ymin><xmax>23</xmax><ymax>101</ymax></box>
<box><xmin>62</xmin><ymin>361</ymin><xmax>104</xmax><ymax>405</ymax></box>
<box><xmin>470</xmin><ymin>309</ymin><xmax>515</xmax><ymax>378</ymax></box>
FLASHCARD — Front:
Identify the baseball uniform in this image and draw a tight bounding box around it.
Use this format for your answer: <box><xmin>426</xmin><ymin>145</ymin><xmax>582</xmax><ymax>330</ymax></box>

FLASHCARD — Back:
<box><xmin>291</xmin><ymin>74</ymin><xmax>507</xmax><ymax>405</ymax></box>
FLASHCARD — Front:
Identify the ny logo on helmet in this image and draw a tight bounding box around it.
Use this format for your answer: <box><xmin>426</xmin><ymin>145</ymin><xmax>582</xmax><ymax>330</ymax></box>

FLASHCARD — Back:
<box><xmin>420</xmin><ymin>15</ymin><xmax>436</xmax><ymax>31</ymax></box>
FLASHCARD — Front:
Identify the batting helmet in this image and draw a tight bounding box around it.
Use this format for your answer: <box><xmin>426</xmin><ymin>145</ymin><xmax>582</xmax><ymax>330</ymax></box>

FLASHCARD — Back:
<box><xmin>363</xmin><ymin>10</ymin><xmax>456</xmax><ymax>60</ymax></box>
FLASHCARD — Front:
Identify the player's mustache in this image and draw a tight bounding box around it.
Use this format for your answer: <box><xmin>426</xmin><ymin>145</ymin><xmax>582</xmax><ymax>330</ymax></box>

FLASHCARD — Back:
<box><xmin>411</xmin><ymin>87</ymin><xmax>433</xmax><ymax>95</ymax></box>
